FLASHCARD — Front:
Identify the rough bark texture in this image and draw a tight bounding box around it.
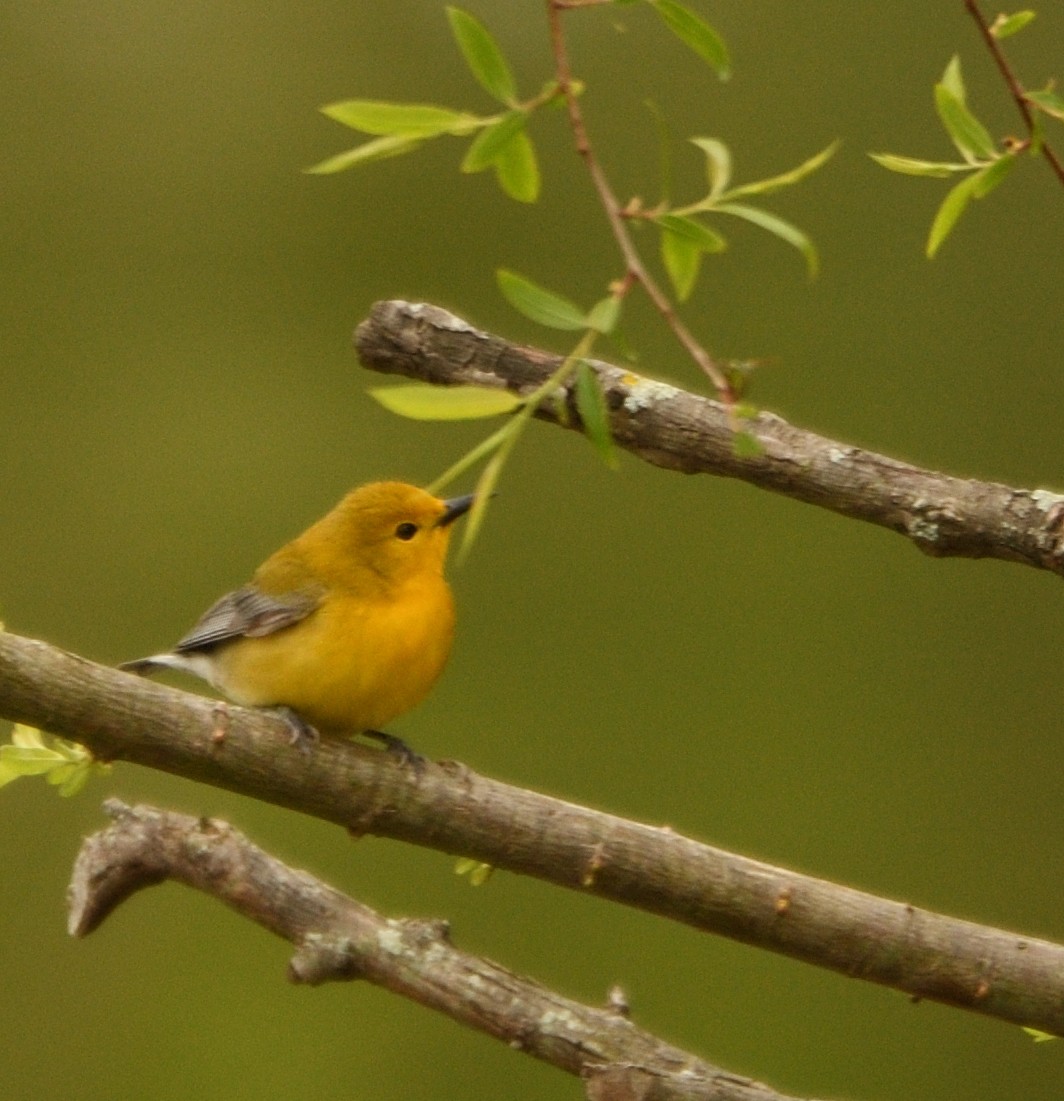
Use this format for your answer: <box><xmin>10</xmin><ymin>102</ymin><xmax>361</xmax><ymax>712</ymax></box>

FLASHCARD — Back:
<box><xmin>3</xmin><ymin>629</ymin><xmax>1063</xmax><ymax>1037</ymax></box>
<box><xmin>354</xmin><ymin>300</ymin><xmax>1064</xmax><ymax>576</ymax></box>
<box><xmin>70</xmin><ymin>801</ymin><xmax>815</xmax><ymax>1101</ymax></box>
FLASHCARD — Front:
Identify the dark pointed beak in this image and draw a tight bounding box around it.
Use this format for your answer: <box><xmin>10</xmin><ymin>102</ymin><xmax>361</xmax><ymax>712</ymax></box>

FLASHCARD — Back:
<box><xmin>436</xmin><ymin>493</ymin><xmax>476</xmax><ymax>528</ymax></box>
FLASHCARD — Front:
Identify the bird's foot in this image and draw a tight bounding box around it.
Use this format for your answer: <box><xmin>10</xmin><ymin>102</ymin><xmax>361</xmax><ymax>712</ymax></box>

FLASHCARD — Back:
<box><xmin>274</xmin><ymin>707</ymin><xmax>320</xmax><ymax>756</ymax></box>
<box><xmin>362</xmin><ymin>729</ymin><xmax>425</xmax><ymax>771</ymax></box>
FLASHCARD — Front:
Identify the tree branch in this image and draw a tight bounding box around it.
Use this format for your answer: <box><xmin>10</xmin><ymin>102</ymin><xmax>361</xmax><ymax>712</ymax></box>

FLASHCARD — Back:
<box><xmin>3</xmin><ymin>628</ymin><xmax>1064</xmax><ymax>1036</ymax></box>
<box><xmin>354</xmin><ymin>300</ymin><xmax>1064</xmax><ymax>577</ymax></box>
<box><xmin>70</xmin><ymin>800</ymin><xmax>814</xmax><ymax>1101</ymax></box>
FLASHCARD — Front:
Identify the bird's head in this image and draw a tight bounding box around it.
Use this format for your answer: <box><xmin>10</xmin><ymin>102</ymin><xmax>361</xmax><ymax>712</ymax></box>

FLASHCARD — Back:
<box><xmin>313</xmin><ymin>481</ymin><xmax>474</xmax><ymax>588</ymax></box>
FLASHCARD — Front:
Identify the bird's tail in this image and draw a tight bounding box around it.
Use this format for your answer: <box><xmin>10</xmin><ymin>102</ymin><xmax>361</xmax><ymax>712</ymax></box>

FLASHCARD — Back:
<box><xmin>118</xmin><ymin>656</ymin><xmax>167</xmax><ymax>676</ymax></box>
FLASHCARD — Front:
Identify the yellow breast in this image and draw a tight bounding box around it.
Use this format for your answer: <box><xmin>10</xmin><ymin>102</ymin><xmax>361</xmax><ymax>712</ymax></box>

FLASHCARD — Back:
<box><xmin>213</xmin><ymin>575</ymin><xmax>456</xmax><ymax>734</ymax></box>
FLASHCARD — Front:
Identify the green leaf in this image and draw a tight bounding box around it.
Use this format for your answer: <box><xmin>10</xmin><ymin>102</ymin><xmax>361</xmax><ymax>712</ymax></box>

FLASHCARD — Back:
<box><xmin>934</xmin><ymin>86</ymin><xmax>997</xmax><ymax>162</ymax></box>
<box><xmin>991</xmin><ymin>10</ymin><xmax>1035</xmax><ymax>38</ymax></box>
<box><xmin>447</xmin><ymin>7</ymin><xmax>517</xmax><ymax>104</ymax></box>
<box><xmin>0</xmin><ymin>726</ymin><xmax>105</xmax><ymax>795</ymax></box>
<box><xmin>1026</xmin><ymin>89</ymin><xmax>1064</xmax><ymax>122</ymax></box>
<box><xmin>925</xmin><ymin>155</ymin><xmax>1015</xmax><ymax>257</ymax></box>
<box><xmin>656</xmin><ymin>214</ymin><xmax>727</xmax><ymax>301</ymax></box>
<box><xmin>493</xmin><ymin>129</ymin><xmax>541</xmax><ymax>202</ymax></box>
<box><xmin>461</xmin><ymin>110</ymin><xmax>528</xmax><ymax>173</ymax></box>
<box><xmin>691</xmin><ymin>137</ymin><xmax>732</xmax><ymax>199</ymax></box>
<box><xmin>717</xmin><ymin>140</ymin><xmax>839</xmax><ymax>201</ymax></box>
<box><xmin>656</xmin><ymin>213</ymin><xmax>727</xmax><ymax>300</ymax></box>
<box><xmin>868</xmin><ymin>152</ymin><xmax>972</xmax><ymax>177</ymax></box>
<box><xmin>496</xmin><ymin>269</ymin><xmax>588</xmax><ymax>330</ymax></box>
<box><xmin>11</xmin><ymin>723</ymin><xmax>46</xmax><ymax>749</ymax></box>
<box><xmin>1022</xmin><ymin>1027</ymin><xmax>1057</xmax><ymax>1043</ymax></box>
<box><xmin>940</xmin><ymin>54</ymin><xmax>967</xmax><ymax>103</ymax></box>
<box><xmin>369</xmin><ymin>385</ymin><xmax>522</xmax><ymax>421</ymax></box>
<box><xmin>55</xmin><ymin>736</ymin><xmax>89</xmax><ymax>762</ymax></box>
<box><xmin>574</xmin><ymin>361</ymin><xmax>618</xmax><ymax>469</ymax></box>
<box><xmin>656</xmin><ymin>213</ymin><xmax>727</xmax><ymax>253</ymax></box>
<box><xmin>972</xmin><ymin>151</ymin><xmax>1017</xmax><ymax>198</ymax></box>
<box><xmin>604</xmin><ymin>326</ymin><xmax>639</xmax><ymax>364</ymax></box>
<box><xmin>713</xmin><ymin>202</ymin><xmax>819</xmax><ymax>277</ymax></box>
<box><xmin>659</xmin><ymin>221</ymin><xmax>703</xmax><ymax>301</ymax></box>
<box><xmin>461</xmin><ymin>444</ymin><xmax>508</xmax><ymax>559</ymax></box>
<box><xmin>44</xmin><ymin>762</ymin><xmax>77</xmax><ymax>787</ymax></box>
<box><xmin>468</xmin><ymin>862</ymin><xmax>494</xmax><ymax>885</ymax></box>
<box><xmin>649</xmin><ymin>0</ymin><xmax>731</xmax><ymax>80</ymax></box>
<box><xmin>58</xmin><ymin>765</ymin><xmax>93</xmax><ymax>797</ymax></box>
<box><xmin>321</xmin><ymin>100</ymin><xmax>479</xmax><ymax>136</ymax></box>
<box><xmin>455</xmin><ymin>858</ymin><xmax>495</xmax><ymax>885</ymax></box>
<box><xmin>304</xmin><ymin>134</ymin><xmax>424</xmax><ymax>175</ymax></box>
<box><xmin>934</xmin><ymin>60</ymin><xmax>997</xmax><ymax>162</ymax></box>
<box><xmin>460</xmin><ymin>109</ymin><xmax>541</xmax><ymax>202</ymax></box>
<box><xmin>926</xmin><ymin>171</ymin><xmax>980</xmax><ymax>257</ymax></box>
<box><xmin>586</xmin><ymin>296</ymin><xmax>622</xmax><ymax>335</ymax></box>
<box><xmin>0</xmin><ymin>745</ymin><xmax>65</xmax><ymax>775</ymax></box>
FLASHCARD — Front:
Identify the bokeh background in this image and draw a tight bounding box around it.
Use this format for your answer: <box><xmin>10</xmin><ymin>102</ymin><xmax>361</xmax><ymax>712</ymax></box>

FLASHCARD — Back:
<box><xmin>3</xmin><ymin>2</ymin><xmax>1063</xmax><ymax>1099</ymax></box>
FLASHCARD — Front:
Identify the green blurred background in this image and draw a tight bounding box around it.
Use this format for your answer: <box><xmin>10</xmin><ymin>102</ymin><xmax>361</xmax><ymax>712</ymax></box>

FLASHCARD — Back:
<box><xmin>3</xmin><ymin>2</ymin><xmax>1063</xmax><ymax>1098</ymax></box>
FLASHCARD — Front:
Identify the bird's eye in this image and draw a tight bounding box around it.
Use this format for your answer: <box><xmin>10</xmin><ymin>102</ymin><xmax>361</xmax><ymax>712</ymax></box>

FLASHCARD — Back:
<box><xmin>395</xmin><ymin>522</ymin><xmax>419</xmax><ymax>541</ymax></box>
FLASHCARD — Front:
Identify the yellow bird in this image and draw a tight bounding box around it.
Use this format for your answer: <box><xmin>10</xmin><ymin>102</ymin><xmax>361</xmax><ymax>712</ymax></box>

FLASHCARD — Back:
<box><xmin>121</xmin><ymin>481</ymin><xmax>474</xmax><ymax>757</ymax></box>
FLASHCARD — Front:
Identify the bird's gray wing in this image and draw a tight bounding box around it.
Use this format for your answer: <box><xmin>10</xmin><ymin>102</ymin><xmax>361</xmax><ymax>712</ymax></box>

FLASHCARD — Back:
<box><xmin>172</xmin><ymin>585</ymin><xmax>321</xmax><ymax>652</ymax></box>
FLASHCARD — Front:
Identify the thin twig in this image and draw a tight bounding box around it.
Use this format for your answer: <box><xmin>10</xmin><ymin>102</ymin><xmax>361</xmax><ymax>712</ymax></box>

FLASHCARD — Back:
<box><xmin>546</xmin><ymin>0</ymin><xmax>735</xmax><ymax>401</ymax></box>
<box><xmin>69</xmin><ymin>800</ymin><xmax>813</xmax><ymax>1101</ymax></box>
<box><xmin>963</xmin><ymin>0</ymin><xmax>1064</xmax><ymax>186</ymax></box>
<box><xmin>3</xmin><ymin>628</ymin><xmax>1064</xmax><ymax>1036</ymax></box>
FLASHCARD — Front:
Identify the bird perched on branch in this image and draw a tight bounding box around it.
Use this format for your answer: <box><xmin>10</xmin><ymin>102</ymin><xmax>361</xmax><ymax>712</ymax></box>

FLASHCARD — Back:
<box><xmin>120</xmin><ymin>481</ymin><xmax>474</xmax><ymax>758</ymax></box>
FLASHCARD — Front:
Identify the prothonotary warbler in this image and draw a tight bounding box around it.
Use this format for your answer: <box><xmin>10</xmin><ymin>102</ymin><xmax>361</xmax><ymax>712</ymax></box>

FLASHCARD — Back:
<box><xmin>120</xmin><ymin>481</ymin><xmax>474</xmax><ymax>757</ymax></box>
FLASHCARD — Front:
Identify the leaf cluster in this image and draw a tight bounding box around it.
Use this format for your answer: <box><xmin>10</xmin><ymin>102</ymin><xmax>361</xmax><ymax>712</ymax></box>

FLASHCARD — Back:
<box><xmin>0</xmin><ymin>723</ymin><xmax>110</xmax><ymax>797</ymax></box>
<box><xmin>307</xmin><ymin>7</ymin><xmax>548</xmax><ymax>202</ymax></box>
<box><xmin>652</xmin><ymin>138</ymin><xmax>837</xmax><ymax>299</ymax></box>
<box><xmin>312</xmin><ymin>3</ymin><xmax>834</xmax><ymax>547</ymax></box>
<box><xmin>312</xmin><ymin>2</ymin><xmax>1063</xmax><ymax>552</ymax></box>
<box><xmin>307</xmin><ymin>2</ymin><xmax>738</xmax><ymax>202</ymax></box>
<box><xmin>871</xmin><ymin>21</ymin><xmax>1063</xmax><ymax>256</ymax></box>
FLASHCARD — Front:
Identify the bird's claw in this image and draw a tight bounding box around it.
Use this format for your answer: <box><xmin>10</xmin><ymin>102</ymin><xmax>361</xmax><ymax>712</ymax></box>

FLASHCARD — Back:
<box><xmin>275</xmin><ymin>707</ymin><xmax>320</xmax><ymax>756</ymax></box>
<box><xmin>363</xmin><ymin>729</ymin><xmax>426</xmax><ymax>772</ymax></box>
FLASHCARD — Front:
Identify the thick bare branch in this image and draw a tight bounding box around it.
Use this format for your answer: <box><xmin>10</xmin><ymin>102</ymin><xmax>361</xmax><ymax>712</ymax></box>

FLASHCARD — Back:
<box><xmin>70</xmin><ymin>800</ymin><xmax>811</xmax><ymax>1101</ymax></box>
<box><xmin>354</xmin><ymin>300</ymin><xmax>1064</xmax><ymax>578</ymax></box>
<box><xmin>3</xmin><ymin>628</ymin><xmax>1064</xmax><ymax>1036</ymax></box>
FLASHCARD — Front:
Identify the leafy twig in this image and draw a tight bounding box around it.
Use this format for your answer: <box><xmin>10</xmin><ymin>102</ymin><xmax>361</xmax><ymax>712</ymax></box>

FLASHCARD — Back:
<box><xmin>546</xmin><ymin>0</ymin><xmax>735</xmax><ymax>400</ymax></box>
<box><xmin>963</xmin><ymin>0</ymin><xmax>1064</xmax><ymax>186</ymax></box>
<box><xmin>871</xmin><ymin>55</ymin><xmax>1022</xmax><ymax>256</ymax></box>
<box><xmin>319</xmin><ymin>4</ymin><xmax>834</xmax><ymax>530</ymax></box>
